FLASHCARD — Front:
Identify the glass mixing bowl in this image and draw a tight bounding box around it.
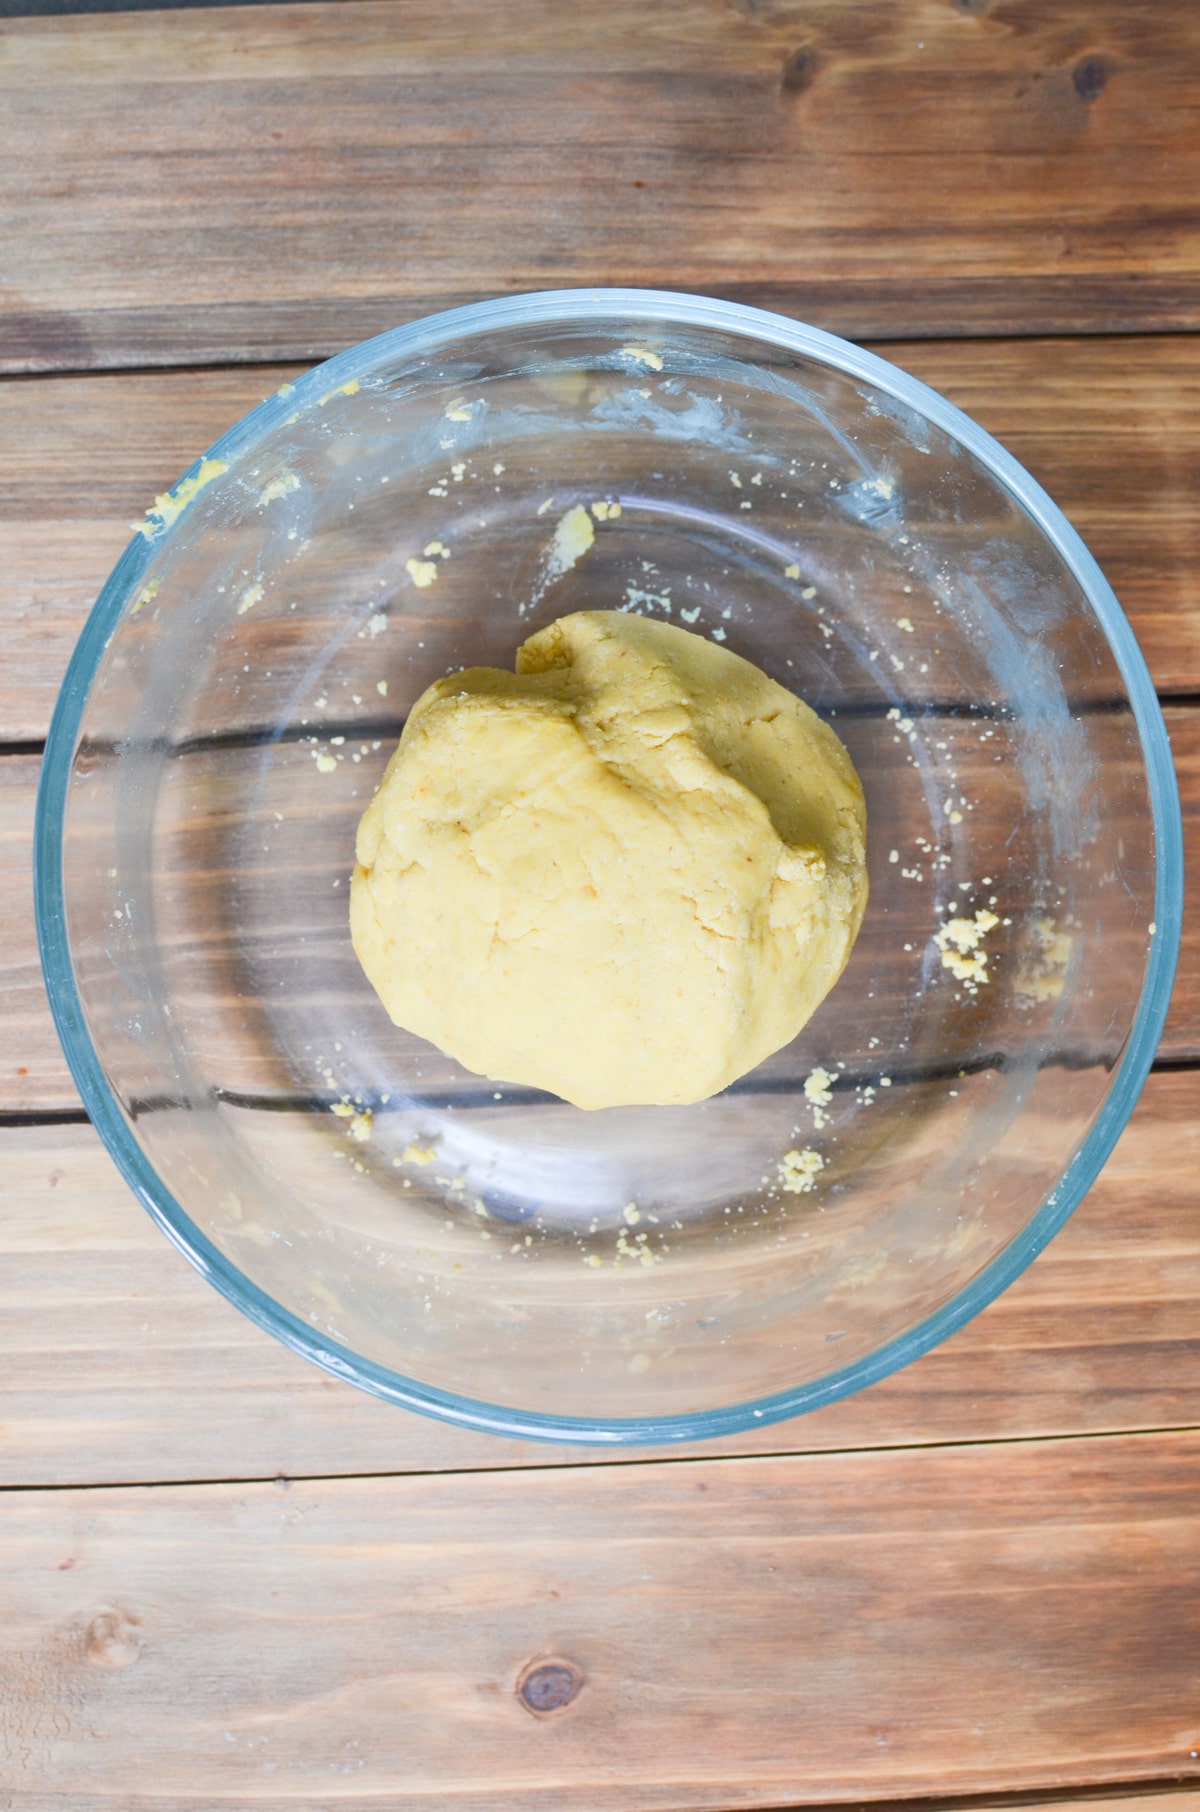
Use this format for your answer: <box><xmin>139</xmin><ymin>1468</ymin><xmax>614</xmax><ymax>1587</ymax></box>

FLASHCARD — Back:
<box><xmin>36</xmin><ymin>290</ymin><xmax>1182</xmax><ymax>1443</ymax></box>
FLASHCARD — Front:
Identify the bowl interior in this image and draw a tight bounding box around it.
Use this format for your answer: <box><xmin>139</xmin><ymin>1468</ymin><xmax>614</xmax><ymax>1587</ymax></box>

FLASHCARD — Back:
<box><xmin>47</xmin><ymin>298</ymin><xmax>1170</xmax><ymax>1436</ymax></box>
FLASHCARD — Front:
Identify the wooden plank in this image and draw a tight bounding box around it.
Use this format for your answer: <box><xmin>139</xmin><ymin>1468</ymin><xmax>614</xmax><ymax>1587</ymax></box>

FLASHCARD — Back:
<box><xmin>52</xmin><ymin>700</ymin><xmax>1142</xmax><ymax>1083</ymax></box>
<box><xmin>955</xmin><ymin>1802</ymin><xmax>1200</xmax><ymax>1812</ymax></box>
<box><xmin>0</xmin><ymin>364</ymin><xmax>299</xmax><ymax>743</ymax></box>
<box><xmin>895</xmin><ymin>336</ymin><xmax>1200</xmax><ymax>702</ymax></box>
<box><xmin>0</xmin><ymin>1431</ymin><xmax>1198</xmax><ymax>1807</ymax></box>
<box><xmin>1</xmin><ymin>1069</ymin><xmax>1198</xmax><ymax>1488</ymax></box>
<box><xmin>5</xmin><ymin>336</ymin><xmax>1200</xmax><ymax>747</ymax></box>
<box><xmin>843</xmin><ymin>1802</ymin><xmax>1200</xmax><ymax>1812</ymax></box>
<box><xmin>0</xmin><ymin>754</ymin><xmax>57</xmax><ymax>1110</ymax></box>
<box><xmin>1165</xmin><ymin>706</ymin><xmax>1200</xmax><ymax>1059</ymax></box>
<box><xmin>3</xmin><ymin>0</ymin><xmax>1200</xmax><ymax>370</ymax></box>
<box><xmin>949</xmin><ymin>1803</ymin><xmax>1200</xmax><ymax>1812</ymax></box>
<box><xmin>8</xmin><ymin>699</ymin><xmax>1198</xmax><ymax>1115</ymax></box>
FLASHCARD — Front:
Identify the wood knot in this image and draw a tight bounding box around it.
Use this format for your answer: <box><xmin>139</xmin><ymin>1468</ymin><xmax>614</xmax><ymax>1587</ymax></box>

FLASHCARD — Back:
<box><xmin>780</xmin><ymin>46</ymin><xmax>817</xmax><ymax>96</ymax></box>
<box><xmin>1073</xmin><ymin>55</ymin><xmax>1111</xmax><ymax>101</ymax></box>
<box><xmin>85</xmin><ymin>1610</ymin><xmax>142</xmax><ymax>1669</ymax></box>
<box><xmin>517</xmin><ymin>1656</ymin><xmax>583</xmax><ymax>1717</ymax></box>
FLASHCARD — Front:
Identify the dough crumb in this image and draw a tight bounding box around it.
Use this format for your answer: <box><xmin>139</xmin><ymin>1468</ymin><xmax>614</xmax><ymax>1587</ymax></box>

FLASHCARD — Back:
<box><xmin>1015</xmin><ymin>915</ymin><xmax>1073</xmax><ymax>1004</ymax></box>
<box><xmin>779</xmin><ymin>1148</ymin><xmax>824</xmax><ymax>1194</ymax></box>
<box><xmin>935</xmin><ymin>908</ymin><xmax>1001</xmax><ymax>990</ymax></box>
<box><xmin>804</xmin><ymin>1065</ymin><xmax>835</xmax><ymax>1128</ymax></box>
<box><xmin>401</xmin><ymin>1143</ymin><xmax>436</xmax><ymax>1165</ymax></box>
<box><xmin>405</xmin><ymin>557</ymin><xmax>439</xmax><ymax>589</ymax></box>
<box><xmin>258</xmin><ymin>472</ymin><xmax>301</xmax><ymax>507</ymax></box>
<box><xmin>136</xmin><ymin>457</ymin><xmax>227</xmax><ymax>537</ymax></box>
<box><xmin>621</xmin><ymin>344</ymin><xmax>664</xmax><ymax>370</ymax></box>
<box><xmin>545</xmin><ymin>504</ymin><xmax>595</xmax><ymax>580</ymax></box>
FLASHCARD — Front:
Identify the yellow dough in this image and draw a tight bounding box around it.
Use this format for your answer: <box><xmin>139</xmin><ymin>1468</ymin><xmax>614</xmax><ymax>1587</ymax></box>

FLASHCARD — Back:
<box><xmin>350</xmin><ymin>611</ymin><xmax>867</xmax><ymax>1109</ymax></box>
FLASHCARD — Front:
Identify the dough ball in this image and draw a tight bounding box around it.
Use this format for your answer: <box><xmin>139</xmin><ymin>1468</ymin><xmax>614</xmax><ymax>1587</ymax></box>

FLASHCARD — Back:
<box><xmin>350</xmin><ymin>611</ymin><xmax>867</xmax><ymax>1109</ymax></box>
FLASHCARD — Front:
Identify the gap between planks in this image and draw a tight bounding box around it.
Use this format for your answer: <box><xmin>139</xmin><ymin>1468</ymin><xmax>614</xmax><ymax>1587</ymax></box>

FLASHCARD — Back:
<box><xmin>2</xmin><ymin>1417</ymin><xmax>1200</xmax><ymax>1500</ymax></box>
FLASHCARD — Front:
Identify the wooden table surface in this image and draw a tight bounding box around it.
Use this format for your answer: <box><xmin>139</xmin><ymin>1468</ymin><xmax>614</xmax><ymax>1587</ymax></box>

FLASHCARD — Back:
<box><xmin>3</xmin><ymin>3</ymin><xmax>1200</xmax><ymax>1807</ymax></box>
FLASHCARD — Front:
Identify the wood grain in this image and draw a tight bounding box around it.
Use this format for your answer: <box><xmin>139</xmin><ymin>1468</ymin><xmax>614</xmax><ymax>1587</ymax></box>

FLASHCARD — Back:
<box><xmin>1</xmin><ymin>1431</ymin><xmax>1198</xmax><ymax>1807</ymax></box>
<box><xmin>1</xmin><ymin>1068</ymin><xmax>1197</xmax><ymax>1488</ymax></box>
<box><xmin>4</xmin><ymin>335</ymin><xmax>1200</xmax><ymax>747</ymax></box>
<box><xmin>3</xmin><ymin>0</ymin><xmax>1200</xmax><ymax>371</ymax></box>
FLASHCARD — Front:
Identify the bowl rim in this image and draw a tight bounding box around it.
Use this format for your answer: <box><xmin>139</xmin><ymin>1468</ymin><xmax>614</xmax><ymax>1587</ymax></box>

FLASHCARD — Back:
<box><xmin>35</xmin><ymin>286</ymin><xmax>1185</xmax><ymax>1445</ymax></box>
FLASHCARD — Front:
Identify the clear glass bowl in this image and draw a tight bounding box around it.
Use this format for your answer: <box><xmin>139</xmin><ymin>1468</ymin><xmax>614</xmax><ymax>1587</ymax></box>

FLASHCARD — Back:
<box><xmin>36</xmin><ymin>290</ymin><xmax>1182</xmax><ymax>1443</ymax></box>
